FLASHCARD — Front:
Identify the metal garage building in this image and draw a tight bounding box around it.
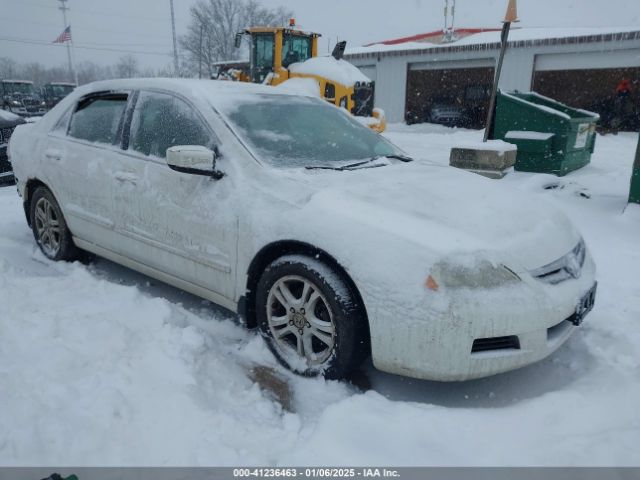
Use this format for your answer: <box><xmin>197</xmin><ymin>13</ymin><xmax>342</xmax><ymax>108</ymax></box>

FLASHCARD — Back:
<box><xmin>345</xmin><ymin>27</ymin><xmax>640</xmax><ymax>129</ymax></box>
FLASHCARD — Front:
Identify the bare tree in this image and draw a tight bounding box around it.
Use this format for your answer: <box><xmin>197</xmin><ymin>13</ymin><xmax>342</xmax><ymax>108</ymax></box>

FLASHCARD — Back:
<box><xmin>0</xmin><ymin>57</ymin><xmax>19</xmax><ymax>79</ymax></box>
<box><xmin>180</xmin><ymin>0</ymin><xmax>293</xmax><ymax>77</ymax></box>
<box><xmin>115</xmin><ymin>54</ymin><xmax>139</xmax><ymax>79</ymax></box>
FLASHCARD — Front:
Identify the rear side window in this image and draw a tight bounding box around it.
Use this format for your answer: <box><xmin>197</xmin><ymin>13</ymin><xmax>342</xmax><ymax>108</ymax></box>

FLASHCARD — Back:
<box><xmin>68</xmin><ymin>94</ymin><xmax>128</xmax><ymax>145</ymax></box>
<box><xmin>128</xmin><ymin>91</ymin><xmax>211</xmax><ymax>159</ymax></box>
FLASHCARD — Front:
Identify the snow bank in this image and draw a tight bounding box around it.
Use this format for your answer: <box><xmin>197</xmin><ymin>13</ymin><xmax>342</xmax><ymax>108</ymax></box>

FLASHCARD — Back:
<box><xmin>289</xmin><ymin>56</ymin><xmax>371</xmax><ymax>87</ymax></box>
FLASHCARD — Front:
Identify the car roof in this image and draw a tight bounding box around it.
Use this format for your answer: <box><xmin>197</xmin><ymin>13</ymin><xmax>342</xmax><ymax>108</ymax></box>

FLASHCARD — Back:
<box><xmin>75</xmin><ymin>77</ymin><xmax>313</xmax><ymax>103</ymax></box>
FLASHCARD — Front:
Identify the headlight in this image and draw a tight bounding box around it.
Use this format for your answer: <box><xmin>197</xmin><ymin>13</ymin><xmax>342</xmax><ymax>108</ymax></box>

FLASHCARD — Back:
<box><xmin>41</xmin><ymin>101</ymin><xmax>46</xmax><ymax>106</ymax></box>
<box><xmin>11</xmin><ymin>100</ymin><xmax>20</xmax><ymax>106</ymax></box>
<box><xmin>428</xmin><ymin>259</ymin><xmax>520</xmax><ymax>290</ymax></box>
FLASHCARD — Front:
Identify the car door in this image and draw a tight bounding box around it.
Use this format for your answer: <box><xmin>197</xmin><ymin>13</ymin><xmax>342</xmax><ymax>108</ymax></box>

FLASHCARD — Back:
<box><xmin>110</xmin><ymin>89</ymin><xmax>237</xmax><ymax>303</ymax></box>
<box><xmin>44</xmin><ymin>91</ymin><xmax>129</xmax><ymax>250</ymax></box>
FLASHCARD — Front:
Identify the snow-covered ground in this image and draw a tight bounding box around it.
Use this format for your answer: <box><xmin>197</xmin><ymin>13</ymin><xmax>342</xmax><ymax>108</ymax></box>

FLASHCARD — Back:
<box><xmin>0</xmin><ymin>124</ymin><xmax>639</xmax><ymax>466</ymax></box>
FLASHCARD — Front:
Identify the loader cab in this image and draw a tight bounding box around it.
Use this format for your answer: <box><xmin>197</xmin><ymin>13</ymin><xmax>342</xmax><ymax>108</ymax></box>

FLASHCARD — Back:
<box><xmin>237</xmin><ymin>25</ymin><xmax>320</xmax><ymax>85</ymax></box>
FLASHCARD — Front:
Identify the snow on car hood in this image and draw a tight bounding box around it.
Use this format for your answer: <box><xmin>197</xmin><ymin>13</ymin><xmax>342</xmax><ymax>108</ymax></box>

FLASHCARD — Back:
<box><xmin>298</xmin><ymin>161</ymin><xmax>581</xmax><ymax>272</ymax></box>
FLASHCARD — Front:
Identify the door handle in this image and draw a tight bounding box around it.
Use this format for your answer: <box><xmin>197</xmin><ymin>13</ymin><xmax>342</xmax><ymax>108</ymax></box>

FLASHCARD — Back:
<box><xmin>44</xmin><ymin>149</ymin><xmax>62</xmax><ymax>161</ymax></box>
<box><xmin>114</xmin><ymin>171</ymin><xmax>138</xmax><ymax>185</ymax></box>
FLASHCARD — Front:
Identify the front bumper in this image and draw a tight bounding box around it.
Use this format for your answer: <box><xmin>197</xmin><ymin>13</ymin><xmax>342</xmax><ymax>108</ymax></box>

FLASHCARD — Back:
<box><xmin>369</xmin><ymin>252</ymin><xmax>597</xmax><ymax>381</ymax></box>
<box><xmin>0</xmin><ymin>145</ymin><xmax>14</xmax><ymax>184</ymax></box>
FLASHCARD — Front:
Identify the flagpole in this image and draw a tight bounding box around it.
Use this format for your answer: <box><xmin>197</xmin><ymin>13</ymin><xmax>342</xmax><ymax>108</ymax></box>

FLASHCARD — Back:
<box><xmin>58</xmin><ymin>0</ymin><xmax>78</xmax><ymax>85</ymax></box>
<box><xmin>69</xmin><ymin>29</ymin><xmax>80</xmax><ymax>86</ymax></box>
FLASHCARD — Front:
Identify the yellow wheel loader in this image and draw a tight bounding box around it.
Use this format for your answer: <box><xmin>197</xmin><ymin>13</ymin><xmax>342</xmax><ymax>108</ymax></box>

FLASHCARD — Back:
<box><xmin>228</xmin><ymin>21</ymin><xmax>386</xmax><ymax>132</ymax></box>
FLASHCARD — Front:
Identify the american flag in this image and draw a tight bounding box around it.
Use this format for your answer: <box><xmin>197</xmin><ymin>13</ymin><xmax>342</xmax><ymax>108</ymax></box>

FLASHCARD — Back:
<box><xmin>53</xmin><ymin>26</ymin><xmax>72</xmax><ymax>44</ymax></box>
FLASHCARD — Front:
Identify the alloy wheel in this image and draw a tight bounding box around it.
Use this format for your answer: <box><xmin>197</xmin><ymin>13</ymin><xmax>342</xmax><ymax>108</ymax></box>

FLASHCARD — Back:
<box><xmin>266</xmin><ymin>275</ymin><xmax>336</xmax><ymax>366</ymax></box>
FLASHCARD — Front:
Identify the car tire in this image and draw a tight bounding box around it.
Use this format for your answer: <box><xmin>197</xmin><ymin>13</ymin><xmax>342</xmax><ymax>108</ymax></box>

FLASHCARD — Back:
<box><xmin>29</xmin><ymin>186</ymin><xmax>78</xmax><ymax>261</ymax></box>
<box><xmin>256</xmin><ymin>255</ymin><xmax>368</xmax><ymax>380</ymax></box>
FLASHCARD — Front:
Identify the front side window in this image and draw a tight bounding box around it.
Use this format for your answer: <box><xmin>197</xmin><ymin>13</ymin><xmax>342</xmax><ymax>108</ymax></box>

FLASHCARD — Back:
<box><xmin>218</xmin><ymin>94</ymin><xmax>402</xmax><ymax>168</ymax></box>
<box><xmin>281</xmin><ymin>34</ymin><xmax>312</xmax><ymax>68</ymax></box>
<box><xmin>68</xmin><ymin>94</ymin><xmax>128</xmax><ymax>145</ymax></box>
<box><xmin>129</xmin><ymin>91</ymin><xmax>211</xmax><ymax>159</ymax></box>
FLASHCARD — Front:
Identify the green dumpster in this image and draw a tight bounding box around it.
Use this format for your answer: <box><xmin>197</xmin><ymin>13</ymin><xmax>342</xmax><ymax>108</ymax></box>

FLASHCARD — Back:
<box><xmin>491</xmin><ymin>90</ymin><xmax>599</xmax><ymax>176</ymax></box>
<box><xmin>630</xmin><ymin>134</ymin><xmax>640</xmax><ymax>204</ymax></box>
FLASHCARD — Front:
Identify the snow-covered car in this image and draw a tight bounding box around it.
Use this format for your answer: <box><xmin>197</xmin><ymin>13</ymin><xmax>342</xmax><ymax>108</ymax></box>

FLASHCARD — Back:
<box><xmin>0</xmin><ymin>108</ymin><xmax>26</xmax><ymax>184</ymax></box>
<box><xmin>8</xmin><ymin>78</ymin><xmax>597</xmax><ymax>381</ymax></box>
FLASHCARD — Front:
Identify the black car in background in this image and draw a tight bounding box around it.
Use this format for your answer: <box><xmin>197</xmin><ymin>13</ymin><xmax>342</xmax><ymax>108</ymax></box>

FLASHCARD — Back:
<box><xmin>42</xmin><ymin>82</ymin><xmax>76</xmax><ymax>109</ymax></box>
<box><xmin>1</xmin><ymin>79</ymin><xmax>47</xmax><ymax>117</ymax></box>
<box><xmin>0</xmin><ymin>109</ymin><xmax>26</xmax><ymax>185</ymax></box>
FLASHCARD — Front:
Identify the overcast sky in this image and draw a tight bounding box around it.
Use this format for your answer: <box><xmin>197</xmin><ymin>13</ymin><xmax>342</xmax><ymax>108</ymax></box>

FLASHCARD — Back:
<box><xmin>1</xmin><ymin>0</ymin><xmax>639</xmax><ymax>71</ymax></box>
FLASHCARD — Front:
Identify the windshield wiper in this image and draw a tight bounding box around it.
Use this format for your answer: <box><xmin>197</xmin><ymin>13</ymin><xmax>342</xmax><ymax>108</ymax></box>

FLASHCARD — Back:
<box><xmin>384</xmin><ymin>154</ymin><xmax>413</xmax><ymax>163</ymax></box>
<box><xmin>306</xmin><ymin>158</ymin><xmax>377</xmax><ymax>171</ymax></box>
<box><xmin>305</xmin><ymin>154</ymin><xmax>413</xmax><ymax>171</ymax></box>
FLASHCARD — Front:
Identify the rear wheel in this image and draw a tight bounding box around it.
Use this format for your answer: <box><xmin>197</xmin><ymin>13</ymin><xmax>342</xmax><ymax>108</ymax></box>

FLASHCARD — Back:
<box><xmin>256</xmin><ymin>255</ymin><xmax>368</xmax><ymax>380</ymax></box>
<box><xmin>29</xmin><ymin>186</ymin><xmax>78</xmax><ymax>261</ymax></box>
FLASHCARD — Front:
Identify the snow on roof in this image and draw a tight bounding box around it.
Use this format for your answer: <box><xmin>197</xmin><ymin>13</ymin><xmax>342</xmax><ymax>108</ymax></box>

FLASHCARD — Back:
<box><xmin>70</xmin><ymin>78</ymin><xmax>316</xmax><ymax>106</ymax></box>
<box><xmin>288</xmin><ymin>56</ymin><xmax>371</xmax><ymax>86</ymax></box>
<box><xmin>1</xmin><ymin>79</ymin><xmax>34</xmax><ymax>84</ymax></box>
<box><xmin>346</xmin><ymin>26</ymin><xmax>640</xmax><ymax>57</ymax></box>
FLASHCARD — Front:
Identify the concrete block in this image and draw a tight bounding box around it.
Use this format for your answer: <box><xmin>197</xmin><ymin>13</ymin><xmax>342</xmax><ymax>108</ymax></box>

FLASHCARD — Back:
<box><xmin>450</xmin><ymin>142</ymin><xmax>517</xmax><ymax>179</ymax></box>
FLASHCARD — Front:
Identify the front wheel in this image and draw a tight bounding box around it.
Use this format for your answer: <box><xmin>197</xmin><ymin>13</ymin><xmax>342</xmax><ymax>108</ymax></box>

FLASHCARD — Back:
<box><xmin>256</xmin><ymin>255</ymin><xmax>368</xmax><ymax>380</ymax></box>
<box><xmin>29</xmin><ymin>186</ymin><xmax>78</xmax><ymax>261</ymax></box>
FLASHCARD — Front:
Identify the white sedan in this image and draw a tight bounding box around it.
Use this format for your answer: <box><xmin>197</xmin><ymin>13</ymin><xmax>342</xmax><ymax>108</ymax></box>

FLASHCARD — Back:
<box><xmin>8</xmin><ymin>78</ymin><xmax>597</xmax><ymax>381</ymax></box>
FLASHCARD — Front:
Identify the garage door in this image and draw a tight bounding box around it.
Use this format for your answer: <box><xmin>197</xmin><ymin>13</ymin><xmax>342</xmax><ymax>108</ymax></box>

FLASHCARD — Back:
<box><xmin>405</xmin><ymin>62</ymin><xmax>495</xmax><ymax>128</ymax></box>
<box><xmin>533</xmin><ymin>65</ymin><xmax>640</xmax><ymax>131</ymax></box>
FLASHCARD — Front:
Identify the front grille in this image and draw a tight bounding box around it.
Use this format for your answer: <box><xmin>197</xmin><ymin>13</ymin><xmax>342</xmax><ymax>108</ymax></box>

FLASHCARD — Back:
<box><xmin>0</xmin><ymin>127</ymin><xmax>15</xmax><ymax>144</ymax></box>
<box><xmin>530</xmin><ymin>239</ymin><xmax>586</xmax><ymax>285</ymax></box>
<box><xmin>0</xmin><ymin>147</ymin><xmax>12</xmax><ymax>174</ymax></box>
<box><xmin>471</xmin><ymin>335</ymin><xmax>520</xmax><ymax>353</ymax></box>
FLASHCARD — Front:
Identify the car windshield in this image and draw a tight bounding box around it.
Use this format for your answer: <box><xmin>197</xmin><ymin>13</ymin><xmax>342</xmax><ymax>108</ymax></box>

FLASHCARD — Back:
<box><xmin>51</xmin><ymin>85</ymin><xmax>74</xmax><ymax>95</ymax></box>
<box><xmin>4</xmin><ymin>82</ymin><xmax>35</xmax><ymax>95</ymax></box>
<box><xmin>217</xmin><ymin>94</ymin><xmax>403</xmax><ymax>168</ymax></box>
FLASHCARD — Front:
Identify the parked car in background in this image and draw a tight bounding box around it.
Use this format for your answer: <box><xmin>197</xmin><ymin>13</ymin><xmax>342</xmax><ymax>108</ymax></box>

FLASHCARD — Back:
<box><xmin>41</xmin><ymin>82</ymin><xmax>76</xmax><ymax>110</ymax></box>
<box><xmin>1</xmin><ymin>79</ymin><xmax>47</xmax><ymax>117</ymax></box>
<box><xmin>425</xmin><ymin>97</ymin><xmax>470</xmax><ymax>127</ymax></box>
<box><xmin>9</xmin><ymin>78</ymin><xmax>597</xmax><ymax>382</ymax></box>
<box><xmin>0</xmin><ymin>109</ymin><xmax>26</xmax><ymax>184</ymax></box>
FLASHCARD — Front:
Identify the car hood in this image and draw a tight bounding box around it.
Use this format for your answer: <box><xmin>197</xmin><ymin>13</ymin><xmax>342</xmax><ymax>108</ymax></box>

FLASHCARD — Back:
<box><xmin>295</xmin><ymin>162</ymin><xmax>580</xmax><ymax>272</ymax></box>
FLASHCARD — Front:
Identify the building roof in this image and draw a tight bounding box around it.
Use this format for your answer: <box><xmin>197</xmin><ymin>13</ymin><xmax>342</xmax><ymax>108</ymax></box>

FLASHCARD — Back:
<box><xmin>346</xmin><ymin>26</ymin><xmax>640</xmax><ymax>60</ymax></box>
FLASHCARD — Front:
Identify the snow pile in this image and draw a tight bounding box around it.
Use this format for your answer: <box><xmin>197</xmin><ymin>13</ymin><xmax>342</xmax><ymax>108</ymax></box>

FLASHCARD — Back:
<box><xmin>275</xmin><ymin>77</ymin><xmax>320</xmax><ymax>97</ymax></box>
<box><xmin>289</xmin><ymin>56</ymin><xmax>371</xmax><ymax>86</ymax></box>
<box><xmin>0</xmin><ymin>126</ymin><xmax>639</xmax><ymax>465</ymax></box>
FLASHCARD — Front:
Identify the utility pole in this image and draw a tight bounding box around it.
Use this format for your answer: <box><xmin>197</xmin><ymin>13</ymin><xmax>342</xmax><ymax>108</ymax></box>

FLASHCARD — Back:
<box><xmin>58</xmin><ymin>0</ymin><xmax>78</xmax><ymax>85</ymax></box>
<box><xmin>198</xmin><ymin>23</ymin><xmax>203</xmax><ymax>79</ymax></box>
<box><xmin>483</xmin><ymin>0</ymin><xmax>518</xmax><ymax>142</ymax></box>
<box><xmin>170</xmin><ymin>0</ymin><xmax>179</xmax><ymax>76</ymax></box>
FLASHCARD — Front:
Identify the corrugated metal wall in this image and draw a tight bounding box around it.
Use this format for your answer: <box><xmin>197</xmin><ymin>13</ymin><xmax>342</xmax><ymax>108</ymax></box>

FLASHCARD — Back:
<box><xmin>347</xmin><ymin>36</ymin><xmax>640</xmax><ymax>124</ymax></box>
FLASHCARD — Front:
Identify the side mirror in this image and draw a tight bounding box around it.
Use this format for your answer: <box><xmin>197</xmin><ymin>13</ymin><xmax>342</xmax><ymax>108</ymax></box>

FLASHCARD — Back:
<box><xmin>166</xmin><ymin>145</ymin><xmax>221</xmax><ymax>178</ymax></box>
<box><xmin>234</xmin><ymin>33</ymin><xmax>243</xmax><ymax>49</ymax></box>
